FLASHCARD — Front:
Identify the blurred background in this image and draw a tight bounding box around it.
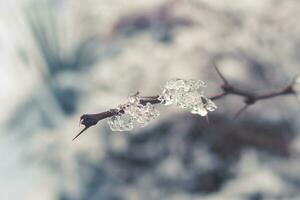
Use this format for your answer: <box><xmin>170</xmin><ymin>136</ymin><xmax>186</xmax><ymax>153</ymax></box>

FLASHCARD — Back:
<box><xmin>1</xmin><ymin>0</ymin><xmax>300</xmax><ymax>199</ymax></box>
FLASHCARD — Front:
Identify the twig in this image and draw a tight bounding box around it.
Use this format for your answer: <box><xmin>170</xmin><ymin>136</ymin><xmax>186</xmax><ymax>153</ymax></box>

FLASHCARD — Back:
<box><xmin>213</xmin><ymin>67</ymin><xmax>295</xmax><ymax>117</ymax></box>
<box><xmin>73</xmin><ymin>109</ymin><xmax>118</xmax><ymax>141</ymax></box>
<box><xmin>234</xmin><ymin>104</ymin><xmax>249</xmax><ymax>119</ymax></box>
<box><xmin>210</xmin><ymin>92</ymin><xmax>227</xmax><ymax>100</ymax></box>
<box><xmin>73</xmin><ymin>67</ymin><xmax>296</xmax><ymax>140</ymax></box>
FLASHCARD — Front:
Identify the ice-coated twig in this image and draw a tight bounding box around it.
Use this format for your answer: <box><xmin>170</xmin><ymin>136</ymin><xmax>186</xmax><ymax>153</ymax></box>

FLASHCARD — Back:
<box><xmin>73</xmin><ymin>96</ymin><xmax>162</xmax><ymax>141</ymax></box>
<box><xmin>73</xmin><ymin>67</ymin><xmax>297</xmax><ymax>141</ymax></box>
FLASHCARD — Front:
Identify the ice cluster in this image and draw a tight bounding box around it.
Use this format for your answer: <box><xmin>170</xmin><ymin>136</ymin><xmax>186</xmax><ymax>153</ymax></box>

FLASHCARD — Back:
<box><xmin>158</xmin><ymin>78</ymin><xmax>217</xmax><ymax>116</ymax></box>
<box><xmin>107</xmin><ymin>96</ymin><xmax>160</xmax><ymax>131</ymax></box>
<box><xmin>107</xmin><ymin>78</ymin><xmax>217</xmax><ymax>131</ymax></box>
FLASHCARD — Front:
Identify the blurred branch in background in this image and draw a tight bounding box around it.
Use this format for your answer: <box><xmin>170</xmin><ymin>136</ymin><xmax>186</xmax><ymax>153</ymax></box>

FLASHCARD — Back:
<box><xmin>26</xmin><ymin>0</ymin><xmax>100</xmax><ymax>111</ymax></box>
<box><xmin>6</xmin><ymin>0</ymin><xmax>106</xmax><ymax>137</ymax></box>
<box><xmin>106</xmin><ymin>0</ymin><xmax>192</xmax><ymax>43</ymax></box>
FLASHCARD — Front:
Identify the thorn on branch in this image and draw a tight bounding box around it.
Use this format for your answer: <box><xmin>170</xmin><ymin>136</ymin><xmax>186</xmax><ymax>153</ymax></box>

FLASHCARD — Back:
<box><xmin>73</xmin><ymin>126</ymin><xmax>90</xmax><ymax>141</ymax></box>
<box><xmin>72</xmin><ymin>114</ymin><xmax>100</xmax><ymax>141</ymax></box>
<box><xmin>234</xmin><ymin>104</ymin><xmax>249</xmax><ymax>119</ymax></box>
<box><xmin>73</xmin><ymin>110</ymin><xmax>119</xmax><ymax>141</ymax></box>
<box><xmin>213</xmin><ymin>63</ymin><xmax>229</xmax><ymax>86</ymax></box>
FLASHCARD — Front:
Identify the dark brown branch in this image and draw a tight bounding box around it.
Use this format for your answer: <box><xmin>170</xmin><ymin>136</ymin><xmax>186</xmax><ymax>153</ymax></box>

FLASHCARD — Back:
<box><xmin>212</xmin><ymin>67</ymin><xmax>295</xmax><ymax>117</ymax></box>
<box><xmin>139</xmin><ymin>95</ymin><xmax>160</xmax><ymax>105</ymax></box>
<box><xmin>73</xmin><ymin>109</ymin><xmax>119</xmax><ymax>141</ymax></box>
<box><xmin>254</xmin><ymin>86</ymin><xmax>294</xmax><ymax>101</ymax></box>
<box><xmin>74</xmin><ymin>67</ymin><xmax>296</xmax><ymax>140</ymax></box>
<box><xmin>234</xmin><ymin>104</ymin><xmax>249</xmax><ymax>119</ymax></box>
<box><xmin>73</xmin><ymin>97</ymin><xmax>162</xmax><ymax>140</ymax></box>
<box><xmin>210</xmin><ymin>92</ymin><xmax>227</xmax><ymax>100</ymax></box>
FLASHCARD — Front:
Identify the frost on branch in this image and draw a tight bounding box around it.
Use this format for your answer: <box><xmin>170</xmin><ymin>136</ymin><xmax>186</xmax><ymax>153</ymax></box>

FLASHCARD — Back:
<box><xmin>159</xmin><ymin>78</ymin><xmax>217</xmax><ymax>116</ymax></box>
<box><xmin>107</xmin><ymin>114</ymin><xmax>134</xmax><ymax>131</ymax></box>
<box><xmin>106</xmin><ymin>78</ymin><xmax>216</xmax><ymax>132</ymax></box>
<box><xmin>107</xmin><ymin>96</ymin><xmax>160</xmax><ymax>131</ymax></box>
<box><xmin>75</xmin><ymin>71</ymin><xmax>296</xmax><ymax>140</ymax></box>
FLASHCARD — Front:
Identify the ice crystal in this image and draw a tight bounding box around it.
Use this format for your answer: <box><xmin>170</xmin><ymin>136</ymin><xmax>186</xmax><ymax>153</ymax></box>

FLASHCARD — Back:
<box><xmin>108</xmin><ymin>96</ymin><xmax>160</xmax><ymax>131</ymax></box>
<box><xmin>159</xmin><ymin>78</ymin><xmax>216</xmax><ymax>116</ymax></box>
<box><xmin>108</xmin><ymin>78</ymin><xmax>216</xmax><ymax>131</ymax></box>
<box><xmin>107</xmin><ymin>114</ymin><xmax>134</xmax><ymax>131</ymax></box>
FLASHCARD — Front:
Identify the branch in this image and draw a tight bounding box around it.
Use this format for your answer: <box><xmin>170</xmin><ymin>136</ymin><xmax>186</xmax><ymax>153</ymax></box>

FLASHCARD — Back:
<box><xmin>74</xmin><ymin>67</ymin><xmax>296</xmax><ymax>140</ymax></box>
<box><xmin>73</xmin><ymin>110</ymin><xmax>118</xmax><ymax>141</ymax></box>
<box><xmin>211</xmin><ymin>67</ymin><xmax>295</xmax><ymax>117</ymax></box>
<box><xmin>73</xmin><ymin>97</ymin><xmax>161</xmax><ymax>141</ymax></box>
<box><xmin>234</xmin><ymin>104</ymin><xmax>249</xmax><ymax>119</ymax></box>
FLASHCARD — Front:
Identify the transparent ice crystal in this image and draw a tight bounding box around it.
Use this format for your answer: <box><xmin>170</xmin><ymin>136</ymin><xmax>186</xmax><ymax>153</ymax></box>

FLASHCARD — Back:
<box><xmin>159</xmin><ymin>78</ymin><xmax>206</xmax><ymax>105</ymax></box>
<box><xmin>108</xmin><ymin>97</ymin><xmax>160</xmax><ymax>131</ymax></box>
<box><xmin>189</xmin><ymin>95</ymin><xmax>217</xmax><ymax>116</ymax></box>
<box><xmin>142</xmin><ymin>103</ymin><xmax>160</xmax><ymax>126</ymax></box>
<box><xmin>124</xmin><ymin>102</ymin><xmax>160</xmax><ymax>127</ymax></box>
<box><xmin>107</xmin><ymin>114</ymin><xmax>134</xmax><ymax>131</ymax></box>
<box><xmin>164</xmin><ymin>78</ymin><xmax>206</xmax><ymax>91</ymax></box>
<box><xmin>108</xmin><ymin>78</ymin><xmax>216</xmax><ymax>131</ymax></box>
<box><xmin>159</xmin><ymin>78</ymin><xmax>216</xmax><ymax>116</ymax></box>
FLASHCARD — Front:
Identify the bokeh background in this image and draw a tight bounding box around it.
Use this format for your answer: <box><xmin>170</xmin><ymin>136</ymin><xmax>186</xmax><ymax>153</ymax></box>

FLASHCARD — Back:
<box><xmin>1</xmin><ymin>0</ymin><xmax>300</xmax><ymax>199</ymax></box>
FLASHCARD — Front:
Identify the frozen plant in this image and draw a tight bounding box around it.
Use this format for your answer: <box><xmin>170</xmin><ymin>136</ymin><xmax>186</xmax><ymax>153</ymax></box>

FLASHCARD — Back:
<box><xmin>106</xmin><ymin>78</ymin><xmax>214</xmax><ymax>132</ymax></box>
<box><xmin>73</xmin><ymin>67</ymin><xmax>298</xmax><ymax>141</ymax></box>
<box><xmin>106</xmin><ymin>79</ymin><xmax>214</xmax><ymax>132</ymax></box>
